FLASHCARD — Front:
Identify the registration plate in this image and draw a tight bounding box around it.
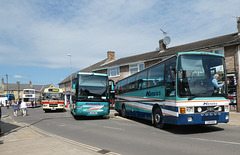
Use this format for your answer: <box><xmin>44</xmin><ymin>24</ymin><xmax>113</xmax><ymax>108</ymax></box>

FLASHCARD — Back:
<box><xmin>90</xmin><ymin>112</ymin><xmax>97</xmax><ymax>114</ymax></box>
<box><xmin>51</xmin><ymin>107</ymin><xmax>56</xmax><ymax>110</ymax></box>
<box><xmin>205</xmin><ymin>120</ymin><xmax>217</xmax><ymax>124</ymax></box>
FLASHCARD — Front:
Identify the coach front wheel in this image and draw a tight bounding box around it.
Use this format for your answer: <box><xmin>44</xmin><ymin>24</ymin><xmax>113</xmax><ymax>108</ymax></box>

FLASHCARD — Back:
<box><xmin>153</xmin><ymin>107</ymin><xmax>165</xmax><ymax>129</ymax></box>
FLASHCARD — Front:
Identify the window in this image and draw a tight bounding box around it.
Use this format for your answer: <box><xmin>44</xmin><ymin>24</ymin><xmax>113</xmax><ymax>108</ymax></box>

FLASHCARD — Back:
<box><xmin>136</xmin><ymin>70</ymin><xmax>148</xmax><ymax>89</ymax></box>
<box><xmin>207</xmin><ymin>48</ymin><xmax>224</xmax><ymax>56</ymax></box>
<box><xmin>129</xmin><ymin>63</ymin><xmax>144</xmax><ymax>75</ymax></box>
<box><xmin>121</xmin><ymin>79</ymin><xmax>128</xmax><ymax>93</ymax></box>
<box><xmin>108</xmin><ymin>67</ymin><xmax>120</xmax><ymax>77</ymax></box>
<box><xmin>116</xmin><ymin>81</ymin><xmax>121</xmax><ymax>93</ymax></box>
<box><xmin>177</xmin><ymin>55</ymin><xmax>227</xmax><ymax>97</ymax></box>
<box><xmin>128</xmin><ymin>75</ymin><xmax>137</xmax><ymax>91</ymax></box>
<box><xmin>23</xmin><ymin>90</ymin><xmax>35</xmax><ymax>94</ymax></box>
<box><xmin>148</xmin><ymin>63</ymin><xmax>165</xmax><ymax>87</ymax></box>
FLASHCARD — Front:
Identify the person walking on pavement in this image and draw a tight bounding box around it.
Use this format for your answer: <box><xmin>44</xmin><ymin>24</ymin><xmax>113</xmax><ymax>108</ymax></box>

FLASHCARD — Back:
<box><xmin>31</xmin><ymin>100</ymin><xmax>34</xmax><ymax>108</ymax></box>
<box><xmin>0</xmin><ymin>101</ymin><xmax>3</xmax><ymax>135</ymax></box>
<box><xmin>20</xmin><ymin>101</ymin><xmax>27</xmax><ymax>116</ymax></box>
<box><xmin>7</xmin><ymin>100</ymin><xmax>10</xmax><ymax>109</ymax></box>
<box><xmin>12</xmin><ymin>101</ymin><xmax>18</xmax><ymax>117</ymax></box>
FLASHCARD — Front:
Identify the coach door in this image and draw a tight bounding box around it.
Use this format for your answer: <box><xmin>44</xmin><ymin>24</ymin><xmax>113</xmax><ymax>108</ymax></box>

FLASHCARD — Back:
<box><xmin>165</xmin><ymin>57</ymin><xmax>176</xmax><ymax>98</ymax></box>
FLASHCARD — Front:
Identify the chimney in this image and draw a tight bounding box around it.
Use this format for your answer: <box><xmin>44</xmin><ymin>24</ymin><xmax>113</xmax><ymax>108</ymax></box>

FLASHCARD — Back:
<box><xmin>105</xmin><ymin>51</ymin><xmax>115</xmax><ymax>63</ymax></box>
<box><xmin>159</xmin><ymin>39</ymin><xmax>166</xmax><ymax>52</ymax></box>
<box><xmin>238</xmin><ymin>17</ymin><xmax>240</xmax><ymax>35</ymax></box>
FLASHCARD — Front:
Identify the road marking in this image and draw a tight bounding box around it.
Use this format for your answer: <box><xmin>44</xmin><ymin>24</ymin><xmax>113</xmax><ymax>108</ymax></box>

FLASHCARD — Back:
<box><xmin>187</xmin><ymin>137</ymin><xmax>240</xmax><ymax>145</ymax></box>
<box><xmin>115</xmin><ymin>116</ymin><xmax>135</xmax><ymax>122</ymax></box>
<box><xmin>84</xmin><ymin>122</ymin><xmax>97</xmax><ymax>126</ymax></box>
<box><xmin>103</xmin><ymin>126</ymin><xmax>125</xmax><ymax>131</ymax></box>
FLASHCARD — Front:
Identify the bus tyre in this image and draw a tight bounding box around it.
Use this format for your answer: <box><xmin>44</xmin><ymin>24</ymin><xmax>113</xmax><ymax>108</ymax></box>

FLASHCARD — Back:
<box><xmin>121</xmin><ymin>104</ymin><xmax>127</xmax><ymax>117</ymax></box>
<box><xmin>153</xmin><ymin>107</ymin><xmax>164</xmax><ymax>129</ymax></box>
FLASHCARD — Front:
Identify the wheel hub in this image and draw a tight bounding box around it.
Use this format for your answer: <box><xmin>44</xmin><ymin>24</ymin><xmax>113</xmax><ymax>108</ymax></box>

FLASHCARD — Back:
<box><xmin>155</xmin><ymin>114</ymin><xmax>161</xmax><ymax>123</ymax></box>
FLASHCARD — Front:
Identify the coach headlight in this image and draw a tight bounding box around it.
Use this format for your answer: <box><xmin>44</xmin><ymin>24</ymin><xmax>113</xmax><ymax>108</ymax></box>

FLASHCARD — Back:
<box><xmin>224</xmin><ymin>105</ymin><xmax>229</xmax><ymax>112</ymax></box>
<box><xmin>186</xmin><ymin>107</ymin><xmax>194</xmax><ymax>114</ymax></box>
<box><xmin>218</xmin><ymin>106</ymin><xmax>222</xmax><ymax>112</ymax></box>
<box><xmin>197</xmin><ymin>107</ymin><xmax>202</xmax><ymax>113</ymax></box>
<box><xmin>187</xmin><ymin>117</ymin><xmax>193</xmax><ymax>122</ymax></box>
<box><xmin>226</xmin><ymin>115</ymin><xmax>229</xmax><ymax>120</ymax></box>
<box><xmin>180</xmin><ymin>107</ymin><xmax>194</xmax><ymax>114</ymax></box>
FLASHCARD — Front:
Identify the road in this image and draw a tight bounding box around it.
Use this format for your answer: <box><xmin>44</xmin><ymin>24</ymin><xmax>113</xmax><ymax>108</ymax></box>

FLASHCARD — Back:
<box><xmin>2</xmin><ymin>107</ymin><xmax>240</xmax><ymax>155</ymax></box>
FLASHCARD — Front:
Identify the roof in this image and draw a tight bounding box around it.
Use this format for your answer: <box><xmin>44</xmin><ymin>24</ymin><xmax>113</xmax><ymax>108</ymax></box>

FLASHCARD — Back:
<box><xmin>95</xmin><ymin>32</ymin><xmax>240</xmax><ymax>70</ymax></box>
<box><xmin>58</xmin><ymin>32</ymin><xmax>240</xmax><ymax>85</ymax></box>
<box><xmin>58</xmin><ymin>58</ymin><xmax>108</xmax><ymax>85</ymax></box>
<box><xmin>4</xmin><ymin>83</ymin><xmax>51</xmax><ymax>92</ymax></box>
<box><xmin>97</xmin><ymin>51</ymin><xmax>158</xmax><ymax>69</ymax></box>
<box><xmin>33</xmin><ymin>84</ymin><xmax>52</xmax><ymax>92</ymax></box>
<box><xmin>154</xmin><ymin>32</ymin><xmax>240</xmax><ymax>58</ymax></box>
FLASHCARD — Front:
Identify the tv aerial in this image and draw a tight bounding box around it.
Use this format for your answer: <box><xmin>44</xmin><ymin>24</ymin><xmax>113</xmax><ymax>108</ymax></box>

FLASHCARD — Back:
<box><xmin>160</xmin><ymin>29</ymin><xmax>171</xmax><ymax>45</ymax></box>
<box><xmin>160</xmin><ymin>29</ymin><xmax>167</xmax><ymax>36</ymax></box>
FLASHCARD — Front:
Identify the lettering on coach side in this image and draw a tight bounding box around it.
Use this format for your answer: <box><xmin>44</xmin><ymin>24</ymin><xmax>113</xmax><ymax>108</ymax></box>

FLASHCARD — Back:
<box><xmin>146</xmin><ymin>90</ymin><xmax>161</xmax><ymax>97</ymax></box>
<box><xmin>203</xmin><ymin>102</ymin><xmax>217</xmax><ymax>106</ymax></box>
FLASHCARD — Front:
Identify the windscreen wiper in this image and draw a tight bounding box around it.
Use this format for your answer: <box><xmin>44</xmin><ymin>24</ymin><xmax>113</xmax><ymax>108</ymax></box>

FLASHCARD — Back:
<box><xmin>188</xmin><ymin>95</ymin><xmax>199</xmax><ymax>101</ymax></box>
<box><xmin>188</xmin><ymin>92</ymin><xmax>214</xmax><ymax>100</ymax></box>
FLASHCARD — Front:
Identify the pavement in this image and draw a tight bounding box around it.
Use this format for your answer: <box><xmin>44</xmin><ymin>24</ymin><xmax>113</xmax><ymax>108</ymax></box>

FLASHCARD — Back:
<box><xmin>0</xmin><ymin>109</ymin><xmax>240</xmax><ymax>155</ymax></box>
<box><xmin>0</xmin><ymin>109</ymin><xmax>120</xmax><ymax>155</ymax></box>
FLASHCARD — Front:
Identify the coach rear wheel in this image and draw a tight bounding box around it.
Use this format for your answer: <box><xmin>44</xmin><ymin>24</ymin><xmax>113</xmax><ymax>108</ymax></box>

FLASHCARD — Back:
<box><xmin>153</xmin><ymin>107</ymin><xmax>164</xmax><ymax>129</ymax></box>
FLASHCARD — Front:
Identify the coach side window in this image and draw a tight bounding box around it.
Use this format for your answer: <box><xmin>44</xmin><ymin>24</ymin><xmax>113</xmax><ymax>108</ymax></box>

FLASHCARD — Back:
<box><xmin>148</xmin><ymin>63</ymin><xmax>165</xmax><ymax>87</ymax></box>
<box><xmin>128</xmin><ymin>75</ymin><xmax>137</xmax><ymax>91</ymax></box>
<box><xmin>136</xmin><ymin>70</ymin><xmax>148</xmax><ymax>89</ymax></box>
<box><xmin>116</xmin><ymin>82</ymin><xmax>120</xmax><ymax>94</ymax></box>
<box><xmin>121</xmin><ymin>79</ymin><xmax>128</xmax><ymax>93</ymax></box>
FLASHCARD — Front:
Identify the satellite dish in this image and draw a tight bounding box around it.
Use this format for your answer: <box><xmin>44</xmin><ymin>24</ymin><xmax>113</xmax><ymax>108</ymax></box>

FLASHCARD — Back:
<box><xmin>163</xmin><ymin>36</ymin><xmax>171</xmax><ymax>45</ymax></box>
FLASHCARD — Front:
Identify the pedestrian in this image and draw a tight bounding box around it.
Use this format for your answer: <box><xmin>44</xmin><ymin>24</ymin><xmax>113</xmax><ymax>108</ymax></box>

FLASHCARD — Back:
<box><xmin>12</xmin><ymin>101</ymin><xmax>18</xmax><ymax>117</ymax></box>
<box><xmin>20</xmin><ymin>101</ymin><xmax>27</xmax><ymax>116</ymax></box>
<box><xmin>0</xmin><ymin>101</ymin><xmax>3</xmax><ymax>135</ymax></box>
<box><xmin>31</xmin><ymin>100</ymin><xmax>34</xmax><ymax>108</ymax></box>
<box><xmin>7</xmin><ymin>100</ymin><xmax>10</xmax><ymax>109</ymax></box>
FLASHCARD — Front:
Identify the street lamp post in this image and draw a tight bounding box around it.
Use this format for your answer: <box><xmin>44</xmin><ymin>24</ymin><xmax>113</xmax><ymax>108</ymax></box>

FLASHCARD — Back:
<box><xmin>6</xmin><ymin>74</ymin><xmax>8</xmax><ymax>94</ymax></box>
<box><xmin>17</xmin><ymin>81</ymin><xmax>20</xmax><ymax>100</ymax></box>
<box><xmin>67</xmin><ymin>54</ymin><xmax>72</xmax><ymax>106</ymax></box>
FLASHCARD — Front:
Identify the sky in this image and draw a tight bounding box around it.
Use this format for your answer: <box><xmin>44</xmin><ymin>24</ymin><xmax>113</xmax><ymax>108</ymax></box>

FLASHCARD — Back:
<box><xmin>1</xmin><ymin>0</ymin><xmax>240</xmax><ymax>87</ymax></box>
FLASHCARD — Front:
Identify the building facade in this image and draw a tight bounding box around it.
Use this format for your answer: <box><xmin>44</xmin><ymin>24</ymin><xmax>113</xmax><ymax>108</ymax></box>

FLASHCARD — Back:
<box><xmin>0</xmin><ymin>78</ymin><xmax>51</xmax><ymax>101</ymax></box>
<box><xmin>59</xmin><ymin>18</ymin><xmax>240</xmax><ymax>112</ymax></box>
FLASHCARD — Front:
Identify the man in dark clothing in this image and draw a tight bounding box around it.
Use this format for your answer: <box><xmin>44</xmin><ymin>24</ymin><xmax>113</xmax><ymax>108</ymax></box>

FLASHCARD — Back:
<box><xmin>0</xmin><ymin>102</ymin><xmax>3</xmax><ymax>135</ymax></box>
<box><xmin>31</xmin><ymin>100</ymin><xmax>34</xmax><ymax>108</ymax></box>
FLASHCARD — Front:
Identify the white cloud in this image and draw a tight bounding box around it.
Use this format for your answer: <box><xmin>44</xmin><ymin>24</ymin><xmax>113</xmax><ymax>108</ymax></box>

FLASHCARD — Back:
<box><xmin>0</xmin><ymin>0</ymin><xmax>240</xmax><ymax>71</ymax></box>
<box><xmin>13</xmin><ymin>75</ymin><xmax>24</xmax><ymax>79</ymax></box>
